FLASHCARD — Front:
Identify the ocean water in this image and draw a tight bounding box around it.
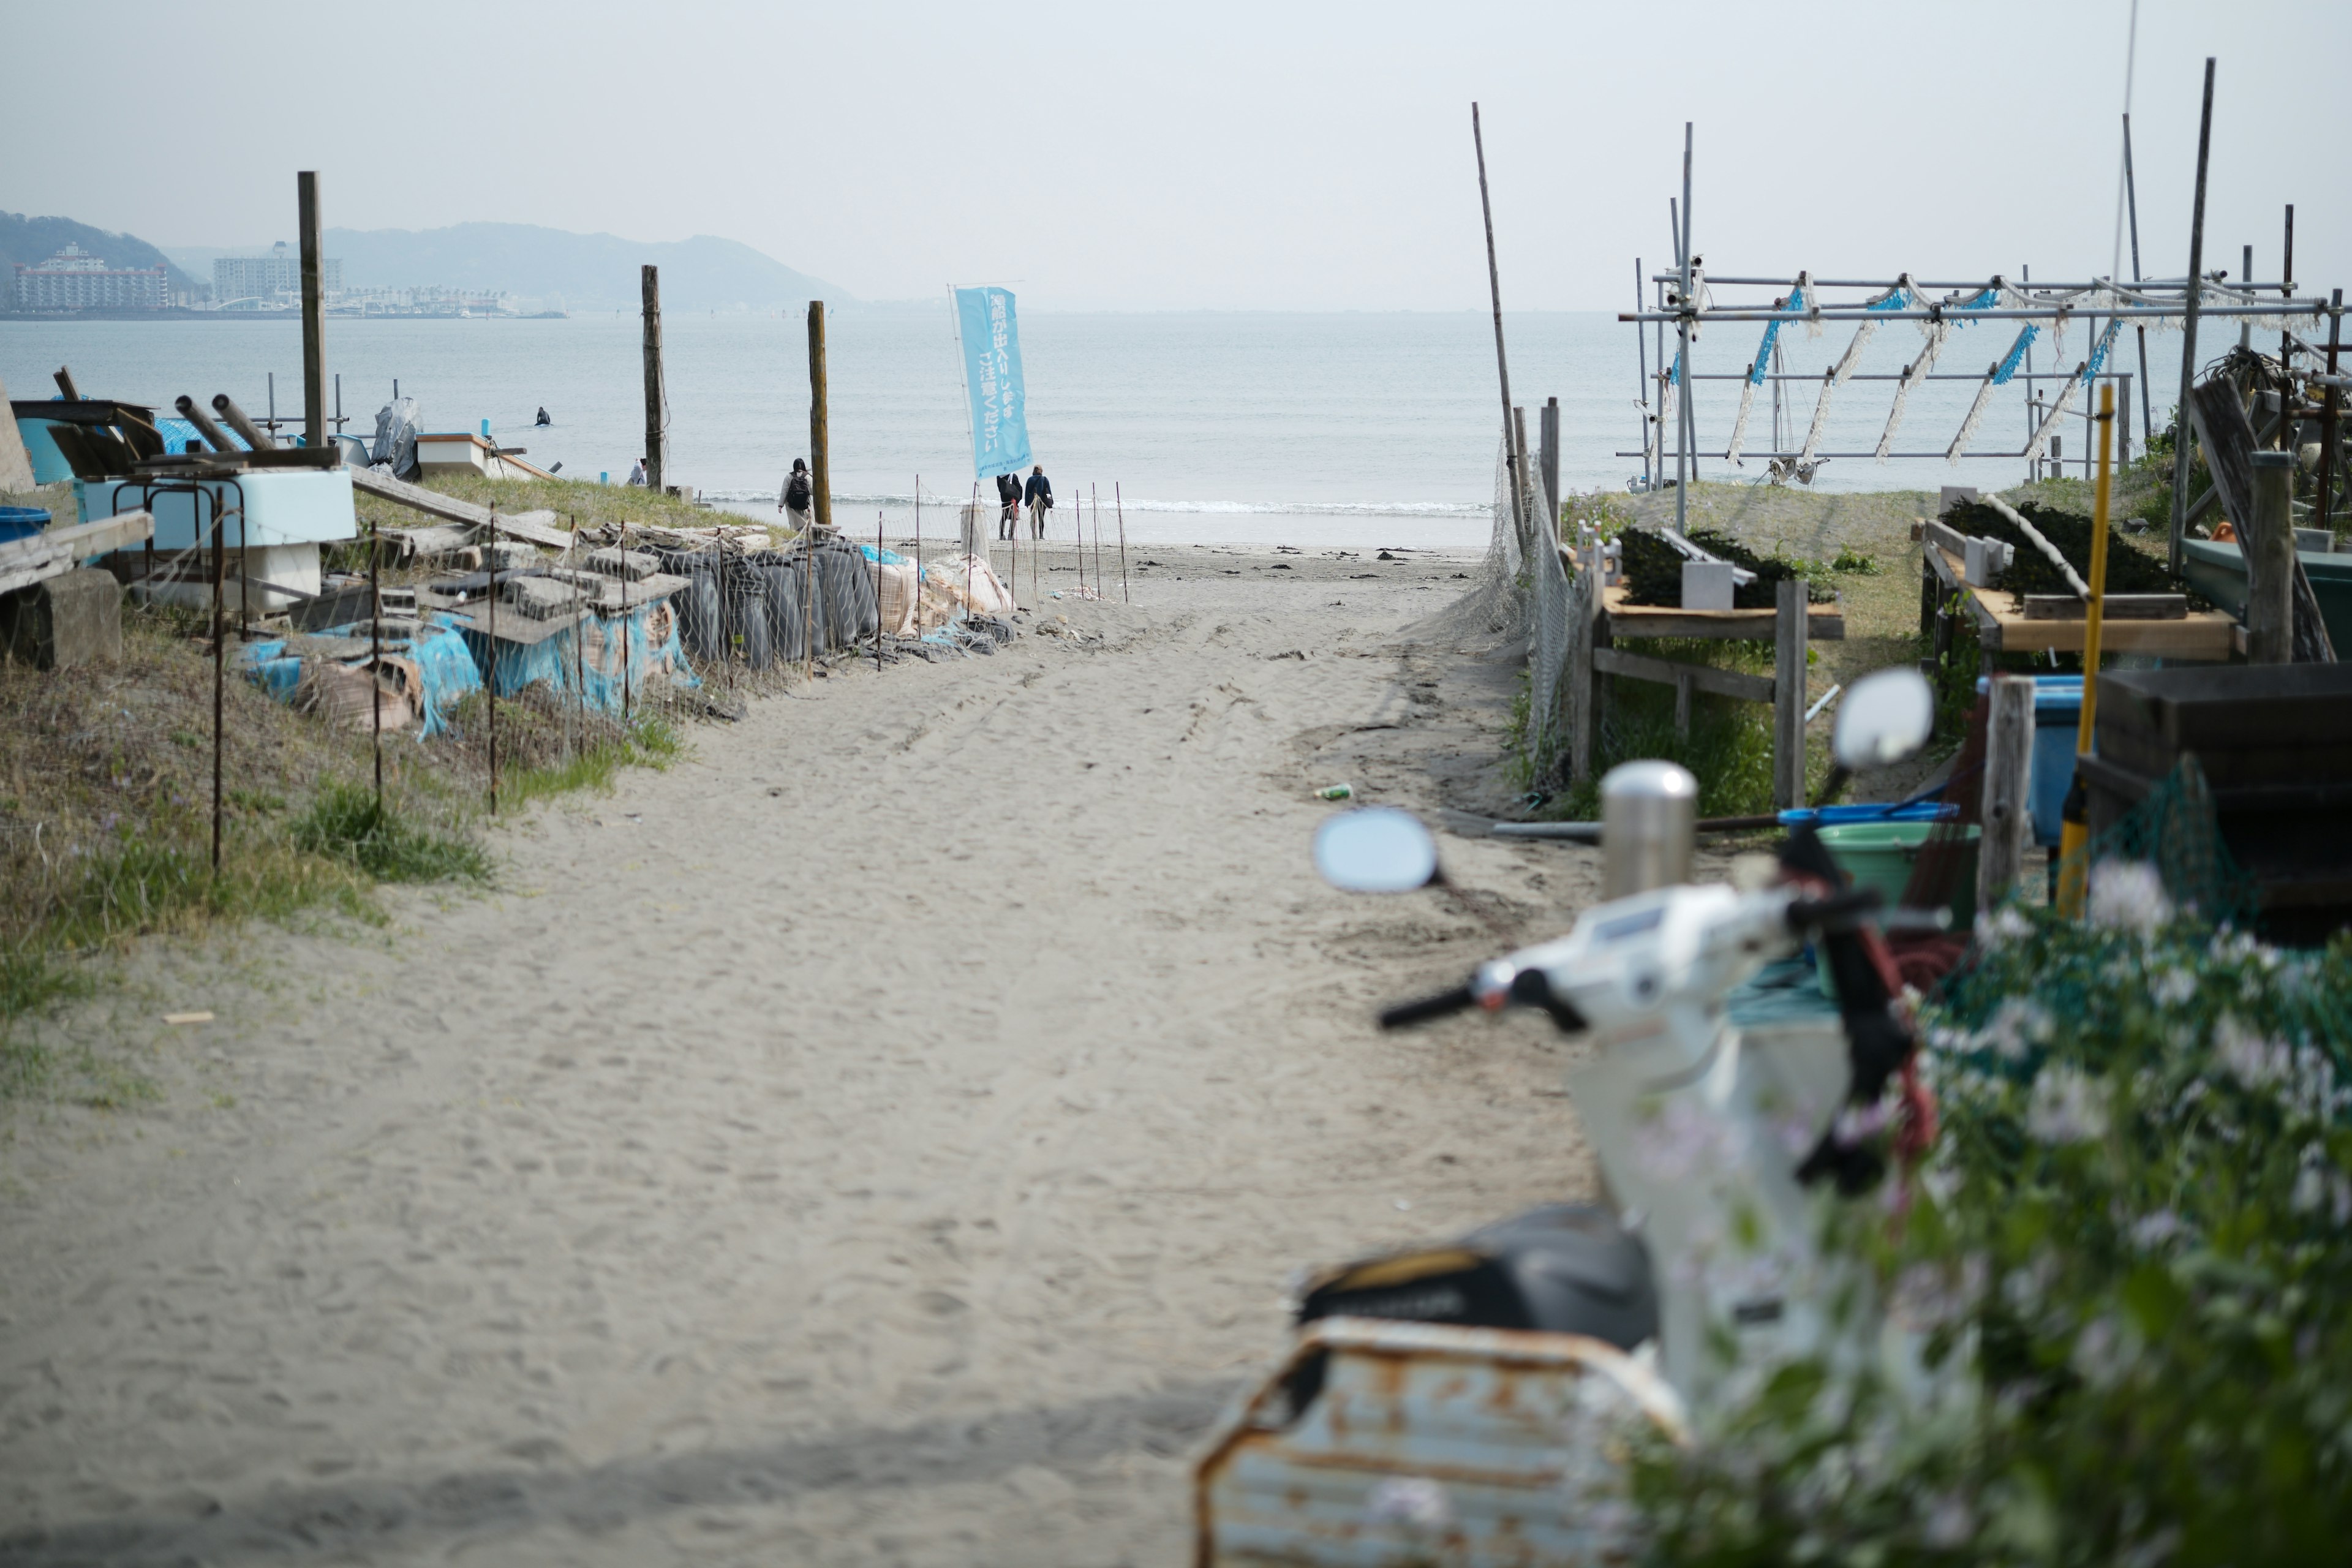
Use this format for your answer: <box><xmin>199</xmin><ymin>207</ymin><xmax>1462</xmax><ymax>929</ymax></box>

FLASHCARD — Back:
<box><xmin>2</xmin><ymin>310</ymin><xmax>2180</xmax><ymax>548</ymax></box>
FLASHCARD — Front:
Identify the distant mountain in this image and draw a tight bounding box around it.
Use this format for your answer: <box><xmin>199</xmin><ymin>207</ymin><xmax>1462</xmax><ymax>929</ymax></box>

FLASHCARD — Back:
<box><xmin>321</xmin><ymin>223</ymin><xmax>848</xmax><ymax>311</ymax></box>
<box><xmin>0</xmin><ymin>211</ymin><xmax>203</xmax><ymax>300</ymax></box>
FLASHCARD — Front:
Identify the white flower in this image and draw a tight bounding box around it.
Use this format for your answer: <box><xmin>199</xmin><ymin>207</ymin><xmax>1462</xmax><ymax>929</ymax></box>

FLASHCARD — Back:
<box><xmin>2072</xmin><ymin>1314</ymin><xmax>2132</xmax><ymax>1389</ymax></box>
<box><xmin>2088</xmin><ymin>859</ymin><xmax>2172</xmax><ymax>935</ymax></box>
<box><xmin>1924</xmin><ymin>1491</ymin><xmax>1978</xmax><ymax>1548</ymax></box>
<box><xmin>1975</xmin><ymin>905</ymin><xmax>2034</xmax><ymax>948</ymax></box>
<box><xmin>2151</xmin><ymin>967</ymin><xmax>2198</xmax><ymax>1008</ymax></box>
<box><xmin>2129</xmin><ymin>1210</ymin><xmax>2188</xmax><ymax>1250</ymax></box>
<box><xmin>2026</xmin><ymin>1066</ymin><xmax>2111</xmax><ymax>1144</ymax></box>
<box><xmin>1977</xmin><ymin>997</ymin><xmax>2052</xmax><ymax>1060</ymax></box>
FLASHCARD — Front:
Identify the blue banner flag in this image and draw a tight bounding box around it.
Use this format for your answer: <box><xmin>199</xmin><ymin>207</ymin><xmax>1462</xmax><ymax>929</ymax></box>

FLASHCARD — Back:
<box><xmin>955</xmin><ymin>286</ymin><xmax>1033</xmax><ymax>479</ymax></box>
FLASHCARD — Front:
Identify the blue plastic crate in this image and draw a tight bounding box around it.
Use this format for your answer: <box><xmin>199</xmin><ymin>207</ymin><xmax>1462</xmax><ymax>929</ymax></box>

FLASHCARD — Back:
<box><xmin>1980</xmin><ymin>676</ymin><xmax>2083</xmax><ymax>848</ymax></box>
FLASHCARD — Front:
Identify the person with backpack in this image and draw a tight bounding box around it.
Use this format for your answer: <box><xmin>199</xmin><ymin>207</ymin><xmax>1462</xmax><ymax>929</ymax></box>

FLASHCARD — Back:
<box><xmin>779</xmin><ymin>458</ymin><xmax>813</xmax><ymax>534</ymax></box>
<box><xmin>996</xmin><ymin>472</ymin><xmax>1021</xmax><ymax>540</ymax></box>
<box><xmin>1022</xmin><ymin>464</ymin><xmax>1052</xmax><ymax>540</ymax></box>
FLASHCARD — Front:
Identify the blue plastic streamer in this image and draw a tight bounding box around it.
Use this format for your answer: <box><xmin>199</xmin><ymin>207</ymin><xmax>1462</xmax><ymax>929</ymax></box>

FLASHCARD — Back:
<box><xmin>1747</xmin><ymin>281</ymin><xmax>1804</xmax><ymax>386</ymax></box>
<box><xmin>1990</xmin><ymin>326</ymin><xmax>2038</xmax><ymax>385</ymax></box>
<box><xmin>2079</xmin><ymin>319</ymin><xmax>2122</xmax><ymax>385</ymax></box>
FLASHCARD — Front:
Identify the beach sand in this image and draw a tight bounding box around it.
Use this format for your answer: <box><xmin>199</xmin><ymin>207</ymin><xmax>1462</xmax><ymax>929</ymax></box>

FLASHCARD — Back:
<box><xmin>1</xmin><ymin>545</ymin><xmax>1624</xmax><ymax>1566</ymax></box>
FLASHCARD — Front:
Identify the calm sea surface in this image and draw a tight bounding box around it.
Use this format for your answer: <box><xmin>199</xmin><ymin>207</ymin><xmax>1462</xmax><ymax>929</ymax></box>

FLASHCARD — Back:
<box><xmin>2</xmin><ymin>311</ymin><xmax>2180</xmax><ymax>548</ymax></box>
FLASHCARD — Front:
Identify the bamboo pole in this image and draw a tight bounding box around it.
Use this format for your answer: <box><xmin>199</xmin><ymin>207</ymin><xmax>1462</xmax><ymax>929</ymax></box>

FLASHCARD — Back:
<box><xmin>1091</xmin><ymin>483</ymin><xmax>1104</xmax><ymax>594</ymax></box>
<box><xmin>876</xmin><ymin>510</ymin><xmax>886</xmax><ymax>673</ymax></box>
<box><xmin>2319</xmin><ymin>291</ymin><xmax>2343</xmax><ymax>534</ymax></box>
<box><xmin>2056</xmin><ymin>385</ymin><xmax>2117</xmax><ymax>916</ymax></box>
<box><xmin>2169</xmin><ymin>58</ymin><xmax>2216</xmax><ymax>576</ymax></box>
<box><xmin>1675</xmin><ymin>126</ymin><xmax>1695</xmax><ymax>535</ymax></box>
<box><xmin>1471</xmin><ymin>103</ymin><xmax>1523</xmax><ymax>547</ymax></box>
<box><xmin>1115</xmin><ymin>482</ymin><xmax>1131</xmax><ymax>604</ymax></box>
<box><xmin>2122</xmin><ymin>112</ymin><xmax>2155</xmax><ymax>439</ymax></box>
<box><xmin>370</xmin><ymin>504</ymin><xmax>382</xmax><ymax>807</ymax></box>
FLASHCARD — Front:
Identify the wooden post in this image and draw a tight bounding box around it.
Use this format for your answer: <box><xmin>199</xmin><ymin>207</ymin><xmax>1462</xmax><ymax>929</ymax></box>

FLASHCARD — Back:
<box><xmin>298</xmin><ymin>172</ymin><xmax>326</xmax><ymax>451</ymax></box>
<box><xmin>1569</xmin><ymin>546</ymin><xmax>1596</xmax><ymax>783</ymax></box>
<box><xmin>805</xmin><ymin>300</ymin><xmax>829</xmax><ymax>679</ymax></box>
<box><xmin>1510</xmin><ymin>407</ymin><xmax>1534</xmax><ymax>552</ymax></box>
<box><xmin>641</xmin><ymin>265</ymin><xmax>666</xmax><ymax>492</ymax></box>
<box><xmin>1673</xmin><ymin>669</ymin><xmax>1693</xmax><ymax>739</ymax></box>
<box><xmin>1977</xmin><ymin>676</ymin><xmax>2035</xmax><ymax>910</ymax></box>
<box><xmin>2247</xmin><ymin>451</ymin><xmax>2295</xmax><ymax>664</ymax></box>
<box><xmin>1540</xmin><ymin>396</ymin><xmax>1561</xmax><ymax>530</ymax></box>
<box><xmin>2169</xmin><ymin>58</ymin><xmax>2215</xmax><ymax>577</ymax></box>
<box><xmin>1773</xmin><ymin>578</ymin><xmax>1807</xmax><ymax>810</ymax></box>
<box><xmin>2123</xmin><ymin>111</ymin><xmax>2157</xmax><ymax>440</ymax></box>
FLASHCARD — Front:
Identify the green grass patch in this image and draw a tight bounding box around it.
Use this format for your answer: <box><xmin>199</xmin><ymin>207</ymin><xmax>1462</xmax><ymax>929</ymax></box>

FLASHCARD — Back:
<box><xmin>293</xmin><ymin>783</ymin><xmax>490</xmax><ymax>884</ymax></box>
<box><xmin>496</xmin><ymin>717</ymin><xmax>681</xmax><ymax>812</ymax></box>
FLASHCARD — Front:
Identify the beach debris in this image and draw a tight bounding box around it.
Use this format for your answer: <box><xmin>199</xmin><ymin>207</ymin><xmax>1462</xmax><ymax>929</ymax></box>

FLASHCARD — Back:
<box><xmin>162</xmin><ymin>1011</ymin><xmax>214</xmax><ymax>1025</ymax></box>
<box><xmin>1316</xmin><ymin>783</ymin><xmax>1354</xmax><ymax>801</ymax></box>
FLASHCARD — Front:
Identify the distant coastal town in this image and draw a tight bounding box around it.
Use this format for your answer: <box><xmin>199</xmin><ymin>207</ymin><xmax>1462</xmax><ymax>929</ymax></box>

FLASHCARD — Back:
<box><xmin>11</xmin><ymin>239</ymin><xmax>533</xmax><ymax>318</ymax></box>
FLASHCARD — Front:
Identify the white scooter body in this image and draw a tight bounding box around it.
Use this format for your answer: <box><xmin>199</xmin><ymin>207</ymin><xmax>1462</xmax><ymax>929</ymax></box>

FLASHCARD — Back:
<box><xmin>1487</xmin><ymin>882</ymin><xmax>1860</xmax><ymax>1419</ymax></box>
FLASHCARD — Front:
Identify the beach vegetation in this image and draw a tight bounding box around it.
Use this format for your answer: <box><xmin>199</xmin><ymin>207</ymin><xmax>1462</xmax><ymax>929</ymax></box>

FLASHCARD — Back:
<box><xmin>1630</xmin><ymin>907</ymin><xmax>2352</xmax><ymax>1566</ymax></box>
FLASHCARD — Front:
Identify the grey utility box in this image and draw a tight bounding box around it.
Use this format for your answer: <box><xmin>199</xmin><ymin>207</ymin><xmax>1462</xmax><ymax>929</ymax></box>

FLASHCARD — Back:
<box><xmin>1680</xmin><ymin>560</ymin><xmax>1736</xmax><ymax>611</ymax></box>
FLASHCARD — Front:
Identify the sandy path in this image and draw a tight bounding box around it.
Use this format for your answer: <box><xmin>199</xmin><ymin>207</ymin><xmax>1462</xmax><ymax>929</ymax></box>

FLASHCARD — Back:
<box><xmin>0</xmin><ymin>549</ymin><xmax>1608</xmax><ymax>1566</ymax></box>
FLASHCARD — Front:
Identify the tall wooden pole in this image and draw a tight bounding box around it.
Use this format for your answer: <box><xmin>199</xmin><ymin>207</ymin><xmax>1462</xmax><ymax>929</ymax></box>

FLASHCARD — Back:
<box><xmin>2279</xmin><ymin>206</ymin><xmax>2294</xmax><ymax>451</ymax></box>
<box><xmin>1471</xmin><ymin>103</ymin><xmax>1523</xmax><ymax>548</ymax></box>
<box><xmin>488</xmin><ymin>506</ymin><xmax>500</xmax><ymax>813</ymax></box>
<box><xmin>641</xmin><ymin>265</ymin><xmax>666</xmax><ymax>492</ymax></box>
<box><xmin>1675</xmin><ymin>124</ymin><xmax>1695</xmax><ymax>537</ymax></box>
<box><xmin>806</xmin><ymin>301</ymin><xmax>831</xmax><ymax>679</ymax></box>
<box><xmin>2169</xmin><ymin>58</ymin><xmax>2215</xmax><ymax>576</ymax></box>
<box><xmin>298</xmin><ymin>172</ymin><xmax>326</xmax><ymax>451</ymax></box>
<box><xmin>2122</xmin><ymin>113</ymin><xmax>2155</xmax><ymax>440</ymax></box>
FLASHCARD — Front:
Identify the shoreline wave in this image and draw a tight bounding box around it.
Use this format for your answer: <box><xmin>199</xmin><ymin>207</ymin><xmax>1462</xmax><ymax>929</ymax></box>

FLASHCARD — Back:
<box><xmin>698</xmin><ymin>490</ymin><xmax>1491</xmax><ymax>519</ymax></box>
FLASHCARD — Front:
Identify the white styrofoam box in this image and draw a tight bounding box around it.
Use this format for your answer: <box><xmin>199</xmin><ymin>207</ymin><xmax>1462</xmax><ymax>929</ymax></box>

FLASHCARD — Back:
<box><xmin>1681</xmin><ymin>560</ymin><xmax>1736</xmax><ymax>611</ymax></box>
<box><xmin>78</xmin><ymin>468</ymin><xmax>358</xmax><ymax>551</ymax></box>
<box><xmin>136</xmin><ymin>542</ymin><xmax>321</xmax><ymax>614</ymax></box>
<box><xmin>1963</xmin><ymin>536</ymin><xmax>2012</xmax><ymax>587</ymax></box>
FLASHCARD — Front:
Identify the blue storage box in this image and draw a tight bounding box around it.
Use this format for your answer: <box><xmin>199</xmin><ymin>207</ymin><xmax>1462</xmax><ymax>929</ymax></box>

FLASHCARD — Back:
<box><xmin>1979</xmin><ymin>676</ymin><xmax>2083</xmax><ymax>848</ymax></box>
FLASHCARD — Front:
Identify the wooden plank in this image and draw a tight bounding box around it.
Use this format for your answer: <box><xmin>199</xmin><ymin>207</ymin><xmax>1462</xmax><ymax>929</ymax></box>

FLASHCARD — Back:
<box><xmin>2022</xmin><ymin>593</ymin><xmax>2187</xmax><ymax>620</ymax></box>
<box><xmin>1936</xmin><ymin>543</ymin><xmax>2236</xmax><ymax>658</ymax></box>
<box><xmin>1593</xmin><ymin>643</ymin><xmax>1776</xmax><ymax>704</ymax></box>
<box><xmin>1599</xmin><ymin>581</ymin><xmax>1843</xmax><ymax>641</ymax></box>
<box><xmin>0</xmin><ymin>510</ymin><xmax>154</xmax><ymax>596</ymax></box>
<box><xmin>1921</xmin><ymin>517</ymin><xmax>1972</xmax><ymax>559</ymax></box>
<box><xmin>349</xmin><ymin>467</ymin><xmax>575</xmax><ymax>549</ymax></box>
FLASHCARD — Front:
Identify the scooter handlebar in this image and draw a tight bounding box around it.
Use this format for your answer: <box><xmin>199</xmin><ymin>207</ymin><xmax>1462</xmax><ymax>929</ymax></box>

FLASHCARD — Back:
<box><xmin>1378</xmin><ymin>985</ymin><xmax>1479</xmax><ymax>1029</ymax></box>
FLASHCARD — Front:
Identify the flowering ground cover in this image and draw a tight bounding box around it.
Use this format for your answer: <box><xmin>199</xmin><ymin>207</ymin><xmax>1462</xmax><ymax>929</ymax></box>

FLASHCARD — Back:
<box><xmin>1632</xmin><ymin>865</ymin><xmax>2352</xmax><ymax>1566</ymax></box>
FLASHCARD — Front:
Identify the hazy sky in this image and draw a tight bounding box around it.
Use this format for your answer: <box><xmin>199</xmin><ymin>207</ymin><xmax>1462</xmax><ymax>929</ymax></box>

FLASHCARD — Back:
<box><xmin>10</xmin><ymin>0</ymin><xmax>2347</xmax><ymax>312</ymax></box>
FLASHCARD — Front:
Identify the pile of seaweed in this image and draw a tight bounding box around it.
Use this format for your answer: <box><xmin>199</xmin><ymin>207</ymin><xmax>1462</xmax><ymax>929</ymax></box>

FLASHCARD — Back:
<box><xmin>1619</xmin><ymin>527</ymin><xmax>1834</xmax><ymax>609</ymax></box>
<box><xmin>1948</xmin><ymin>498</ymin><xmax>2192</xmax><ymax>603</ymax></box>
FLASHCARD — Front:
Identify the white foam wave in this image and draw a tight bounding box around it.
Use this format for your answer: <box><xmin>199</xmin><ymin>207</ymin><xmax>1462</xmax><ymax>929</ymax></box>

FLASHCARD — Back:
<box><xmin>697</xmin><ymin>489</ymin><xmax>1488</xmax><ymax>519</ymax></box>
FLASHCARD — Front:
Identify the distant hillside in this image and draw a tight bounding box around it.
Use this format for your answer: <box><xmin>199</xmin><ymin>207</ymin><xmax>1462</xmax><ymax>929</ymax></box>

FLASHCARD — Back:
<box><xmin>322</xmin><ymin>223</ymin><xmax>848</xmax><ymax>311</ymax></box>
<box><xmin>0</xmin><ymin>211</ymin><xmax>203</xmax><ymax>300</ymax></box>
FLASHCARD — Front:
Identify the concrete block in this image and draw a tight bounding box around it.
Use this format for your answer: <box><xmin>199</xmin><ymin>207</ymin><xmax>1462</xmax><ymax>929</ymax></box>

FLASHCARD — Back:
<box><xmin>1939</xmin><ymin>485</ymin><xmax>1979</xmax><ymax>515</ymax></box>
<box><xmin>0</xmin><ymin>567</ymin><xmax>122</xmax><ymax>669</ymax></box>
<box><xmin>1680</xmin><ymin>560</ymin><xmax>1736</xmax><ymax>611</ymax></box>
<box><xmin>1963</xmin><ymin>536</ymin><xmax>2012</xmax><ymax>587</ymax></box>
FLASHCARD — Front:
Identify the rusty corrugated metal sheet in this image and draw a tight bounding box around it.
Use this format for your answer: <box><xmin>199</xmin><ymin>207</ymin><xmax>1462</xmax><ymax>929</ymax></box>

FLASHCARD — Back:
<box><xmin>1195</xmin><ymin>1317</ymin><xmax>1684</xmax><ymax>1567</ymax></box>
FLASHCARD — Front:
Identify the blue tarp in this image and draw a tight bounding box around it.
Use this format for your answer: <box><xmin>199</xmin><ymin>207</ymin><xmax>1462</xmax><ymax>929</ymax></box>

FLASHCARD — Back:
<box><xmin>457</xmin><ymin>599</ymin><xmax>695</xmax><ymax>712</ymax></box>
<box><xmin>239</xmin><ymin>612</ymin><xmax>483</xmax><ymax>737</ymax></box>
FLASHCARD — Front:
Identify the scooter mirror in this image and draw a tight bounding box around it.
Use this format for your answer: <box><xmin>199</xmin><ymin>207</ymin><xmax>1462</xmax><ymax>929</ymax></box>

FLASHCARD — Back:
<box><xmin>1313</xmin><ymin>807</ymin><xmax>1439</xmax><ymax>894</ymax></box>
<box><xmin>1832</xmin><ymin>666</ymin><xmax>1936</xmax><ymax>771</ymax></box>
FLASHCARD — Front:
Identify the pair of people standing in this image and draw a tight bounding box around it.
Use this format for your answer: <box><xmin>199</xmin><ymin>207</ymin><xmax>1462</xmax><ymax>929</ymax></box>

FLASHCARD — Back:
<box><xmin>997</xmin><ymin>467</ymin><xmax>1052</xmax><ymax>540</ymax></box>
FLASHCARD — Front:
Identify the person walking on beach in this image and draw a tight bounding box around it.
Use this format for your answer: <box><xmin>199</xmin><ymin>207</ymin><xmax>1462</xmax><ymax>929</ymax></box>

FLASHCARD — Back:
<box><xmin>627</xmin><ymin>458</ymin><xmax>647</xmax><ymax>486</ymax></box>
<box><xmin>778</xmin><ymin>458</ymin><xmax>813</xmax><ymax>534</ymax></box>
<box><xmin>995</xmin><ymin>472</ymin><xmax>1021</xmax><ymax>540</ymax></box>
<box><xmin>1023</xmin><ymin>464</ymin><xmax>1052</xmax><ymax>540</ymax></box>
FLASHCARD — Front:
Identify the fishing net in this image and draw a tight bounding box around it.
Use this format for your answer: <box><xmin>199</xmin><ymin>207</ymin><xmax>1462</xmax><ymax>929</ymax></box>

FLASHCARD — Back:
<box><xmin>1526</xmin><ymin>461</ymin><xmax>1573</xmax><ymax>772</ymax></box>
<box><xmin>2059</xmin><ymin>753</ymin><xmax>2261</xmax><ymax>931</ymax></box>
<box><xmin>1409</xmin><ymin>437</ymin><xmax>1525</xmax><ymax>646</ymax></box>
